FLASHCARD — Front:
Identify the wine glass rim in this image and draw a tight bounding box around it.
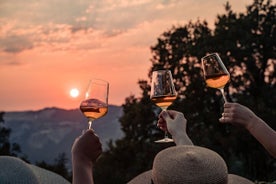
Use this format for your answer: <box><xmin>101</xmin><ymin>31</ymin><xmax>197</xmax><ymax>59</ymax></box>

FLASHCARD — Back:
<box><xmin>89</xmin><ymin>78</ymin><xmax>109</xmax><ymax>85</ymax></box>
<box><xmin>201</xmin><ymin>52</ymin><xmax>220</xmax><ymax>60</ymax></box>
<box><xmin>152</xmin><ymin>69</ymin><xmax>171</xmax><ymax>73</ymax></box>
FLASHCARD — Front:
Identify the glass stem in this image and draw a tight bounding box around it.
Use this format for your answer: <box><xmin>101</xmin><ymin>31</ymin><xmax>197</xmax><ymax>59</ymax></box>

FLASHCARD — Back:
<box><xmin>88</xmin><ymin>120</ymin><xmax>93</xmax><ymax>130</ymax></box>
<box><xmin>161</xmin><ymin>108</ymin><xmax>169</xmax><ymax>141</ymax></box>
<box><xmin>219</xmin><ymin>88</ymin><xmax>228</xmax><ymax>103</ymax></box>
<box><xmin>164</xmin><ymin>131</ymin><xmax>169</xmax><ymax>140</ymax></box>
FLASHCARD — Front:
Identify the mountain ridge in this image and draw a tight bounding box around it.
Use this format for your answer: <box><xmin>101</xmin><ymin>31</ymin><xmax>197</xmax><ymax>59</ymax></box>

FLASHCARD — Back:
<box><xmin>3</xmin><ymin>105</ymin><xmax>124</xmax><ymax>167</ymax></box>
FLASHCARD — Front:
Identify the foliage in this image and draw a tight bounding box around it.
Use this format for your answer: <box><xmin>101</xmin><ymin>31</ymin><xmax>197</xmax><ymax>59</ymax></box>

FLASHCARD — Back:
<box><xmin>0</xmin><ymin>112</ymin><xmax>72</xmax><ymax>182</ymax></box>
<box><xmin>36</xmin><ymin>153</ymin><xmax>72</xmax><ymax>181</ymax></box>
<box><xmin>93</xmin><ymin>0</ymin><xmax>275</xmax><ymax>183</ymax></box>
<box><xmin>0</xmin><ymin>112</ymin><xmax>24</xmax><ymax>158</ymax></box>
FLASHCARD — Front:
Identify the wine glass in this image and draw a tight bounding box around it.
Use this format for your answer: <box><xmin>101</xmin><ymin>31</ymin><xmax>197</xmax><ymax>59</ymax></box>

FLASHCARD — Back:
<box><xmin>150</xmin><ymin>70</ymin><xmax>177</xmax><ymax>143</ymax></box>
<box><xmin>80</xmin><ymin>79</ymin><xmax>109</xmax><ymax>130</ymax></box>
<box><xmin>201</xmin><ymin>53</ymin><xmax>230</xmax><ymax>102</ymax></box>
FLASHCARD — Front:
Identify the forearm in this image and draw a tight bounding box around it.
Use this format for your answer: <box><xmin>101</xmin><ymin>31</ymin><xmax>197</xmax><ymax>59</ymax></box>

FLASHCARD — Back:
<box><xmin>172</xmin><ymin>133</ymin><xmax>194</xmax><ymax>146</ymax></box>
<box><xmin>72</xmin><ymin>158</ymin><xmax>94</xmax><ymax>184</ymax></box>
<box><xmin>247</xmin><ymin>117</ymin><xmax>276</xmax><ymax>158</ymax></box>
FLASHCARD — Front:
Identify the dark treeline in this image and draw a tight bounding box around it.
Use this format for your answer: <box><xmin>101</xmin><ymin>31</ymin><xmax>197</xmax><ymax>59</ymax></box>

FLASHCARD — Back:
<box><xmin>0</xmin><ymin>112</ymin><xmax>72</xmax><ymax>182</ymax></box>
<box><xmin>94</xmin><ymin>0</ymin><xmax>275</xmax><ymax>183</ymax></box>
<box><xmin>0</xmin><ymin>0</ymin><xmax>275</xmax><ymax>183</ymax></box>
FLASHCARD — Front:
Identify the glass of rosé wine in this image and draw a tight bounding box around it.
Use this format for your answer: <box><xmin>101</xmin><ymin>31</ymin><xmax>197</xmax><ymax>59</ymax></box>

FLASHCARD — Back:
<box><xmin>201</xmin><ymin>53</ymin><xmax>230</xmax><ymax>102</ymax></box>
<box><xmin>150</xmin><ymin>70</ymin><xmax>177</xmax><ymax>143</ymax></box>
<box><xmin>80</xmin><ymin>79</ymin><xmax>109</xmax><ymax>130</ymax></box>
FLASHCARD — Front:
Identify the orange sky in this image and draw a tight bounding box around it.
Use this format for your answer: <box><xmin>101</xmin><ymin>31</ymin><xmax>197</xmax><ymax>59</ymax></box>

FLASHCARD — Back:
<box><xmin>0</xmin><ymin>0</ymin><xmax>249</xmax><ymax>111</ymax></box>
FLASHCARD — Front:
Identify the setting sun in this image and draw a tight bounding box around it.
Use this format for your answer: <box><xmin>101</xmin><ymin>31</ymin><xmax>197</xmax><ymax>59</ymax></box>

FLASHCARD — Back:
<box><xmin>70</xmin><ymin>88</ymin><xmax>79</xmax><ymax>98</ymax></box>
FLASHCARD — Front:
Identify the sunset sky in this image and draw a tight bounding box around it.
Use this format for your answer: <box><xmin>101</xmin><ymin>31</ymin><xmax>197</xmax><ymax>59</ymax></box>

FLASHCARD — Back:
<box><xmin>0</xmin><ymin>0</ymin><xmax>249</xmax><ymax>111</ymax></box>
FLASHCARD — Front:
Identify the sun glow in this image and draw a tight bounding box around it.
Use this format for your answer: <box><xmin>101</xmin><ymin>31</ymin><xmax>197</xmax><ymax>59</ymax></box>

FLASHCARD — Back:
<box><xmin>70</xmin><ymin>88</ymin><xmax>79</xmax><ymax>98</ymax></box>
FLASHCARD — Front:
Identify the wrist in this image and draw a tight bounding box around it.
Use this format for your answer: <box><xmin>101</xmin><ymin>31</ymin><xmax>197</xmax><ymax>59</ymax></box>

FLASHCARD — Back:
<box><xmin>72</xmin><ymin>153</ymin><xmax>93</xmax><ymax>168</ymax></box>
<box><xmin>172</xmin><ymin>132</ymin><xmax>193</xmax><ymax>146</ymax></box>
<box><xmin>72</xmin><ymin>154</ymin><xmax>94</xmax><ymax>184</ymax></box>
<box><xmin>246</xmin><ymin>115</ymin><xmax>264</xmax><ymax>133</ymax></box>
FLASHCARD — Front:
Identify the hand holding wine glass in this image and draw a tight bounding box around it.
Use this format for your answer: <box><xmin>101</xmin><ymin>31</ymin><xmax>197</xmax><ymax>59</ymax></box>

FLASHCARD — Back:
<box><xmin>80</xmin><ymin>79</ymin><xmax>109</xmax><ymax>130</ymax></box>
<box><xmin>150</xmin><ymin>70</ymin><xmax>177</xmax><ymax>143</ymax></box>
<box><xmin>201</xmin><ymin>53</ymin><xmax>230</xmax><ymax>102</ymax></box>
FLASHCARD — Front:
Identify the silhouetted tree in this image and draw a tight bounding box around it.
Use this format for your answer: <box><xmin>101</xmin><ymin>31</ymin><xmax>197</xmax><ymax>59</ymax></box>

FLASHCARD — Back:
<box><xmin>0</xmin><ymin>112</ymin><xmax>72</xmax><ymax>181</ymax></box>
<box><xmin>36</xmin><ymin>152</ymin><xmax>71</xmax><ymax>181</ymax></box>
<box><xmin>93</xmin><ymin>0</ymin><xmax>275</xmax><ymax>183</ymax></box>
<box><xmin>211</xmin><ymin>0</ymin><xmax>276</xmax><ymax>180</ymax></box>
<box><xmin>0</xmin><ymin>112</ymin><xmax>23</xmax><ymax>157</ymax></box>
<box><xmin>149</xmin><ymin>0</ymin><xmax>275</xmax><ymax>181</ymax></box>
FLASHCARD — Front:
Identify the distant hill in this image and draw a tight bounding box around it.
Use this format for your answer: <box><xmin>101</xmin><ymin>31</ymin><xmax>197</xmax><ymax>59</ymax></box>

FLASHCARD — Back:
<box><xmin>3</xmin><ymin>105</ymin><xmax>124</xmax><ymax>168</ymax></box>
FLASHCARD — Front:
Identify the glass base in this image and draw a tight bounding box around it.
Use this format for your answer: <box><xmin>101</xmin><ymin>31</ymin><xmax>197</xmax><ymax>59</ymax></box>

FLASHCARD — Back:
<box><xmin>155</xmin><ymin>137</ymin><xmax>174</xmax><ymax>143</ymax></box>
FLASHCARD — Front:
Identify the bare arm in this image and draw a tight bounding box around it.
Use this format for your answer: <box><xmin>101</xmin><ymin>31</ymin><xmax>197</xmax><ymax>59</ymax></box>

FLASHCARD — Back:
<box><xmin>158</xmin><ymin>110</ymin><xmax>193</xmax><ymax>146</ymax></box>
<box><xmin>71</xmin><ymin>129</ymin><xmax>102</xmax><ymax>184</ymax></box>
<box><xmin>247</xmin><ymin>116</ymin><xmax>276</xmax><ymax>158</ymax></box>
<box><xmin>72</xmin><ymin>157</ymin><xmax>94</xmax><ymax>184</ymax></box>
<box><xmin>219</xmin><ymin>102</ymin><xmax>276</xmax><ymax>158</ymax></box>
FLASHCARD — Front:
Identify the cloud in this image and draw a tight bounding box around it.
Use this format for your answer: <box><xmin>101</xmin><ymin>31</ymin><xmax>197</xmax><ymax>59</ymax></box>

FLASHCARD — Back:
<box><xmin>0</xmin><ymin>22</ymin><xmax>72</xmax><ymax>54</ymax></box>
<box><xmin>0</xmin><ymin>35</ymin><xmax>33</xmax><ymax>53</ymax></box>
<box><xmin>0</xmin><ymin>0</ymin><xmax>249</xmax><ymax>56</ymax></box>
<box><xmin>0</xmin><ymin>0</ymin><xmax>188</xmax><ymax>56</ymax></box>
